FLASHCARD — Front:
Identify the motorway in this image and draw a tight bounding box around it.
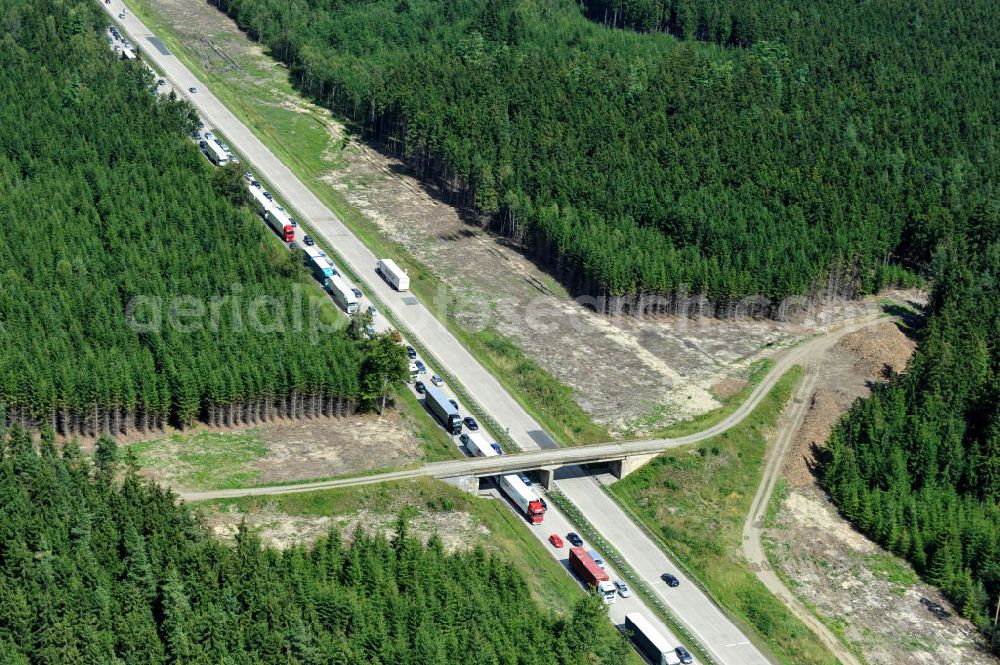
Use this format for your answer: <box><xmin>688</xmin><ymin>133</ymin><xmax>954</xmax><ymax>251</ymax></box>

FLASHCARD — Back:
<box><xmin>101</xmin><ymin>3</ymin><xmax>881</xmax><ymax>664</ymax></box>
<box><xmin>102</xmin><ymin>1</ymin><xmax>695</xmax><ymax>658</ymax></box>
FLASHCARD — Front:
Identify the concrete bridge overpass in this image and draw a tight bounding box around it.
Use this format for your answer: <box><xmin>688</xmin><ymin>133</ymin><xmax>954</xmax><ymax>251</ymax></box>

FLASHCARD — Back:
<box><xmin>181</xmin><ymin>424</ymin><xmax>730</xmax><ymax>502</ymax></box>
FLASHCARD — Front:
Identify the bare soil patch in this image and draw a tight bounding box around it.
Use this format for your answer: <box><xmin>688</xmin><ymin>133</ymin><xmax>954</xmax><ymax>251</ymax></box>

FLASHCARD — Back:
<box><xmin>767</xmin><ymin>486</ymin><xmax>996</xmax><ymax>665</ymax></box>
<box><xmin>134</xmin><ymin>411</ymin><xmax>424</xmax><ymax>492</ymax></box>
<box><xmin>784</xmin><ymin>321</ymin><xmax>917</xmax><ymax>486</ymax></box>
<box><xmin>837</xmin><ymin>322</ymin><xmax>917</xmax><ymax>379</ymax></box>
<box><xmin>765</xmin><ymin>320</ymin><xmax>996</xmax><ymax>664</ymax></box>
<box><xmin>256</xmin><ymin>411</ymin><xmax>423</xmax><ymax>483</ymax></box>
<box><xmin>204</xmin><ymin>503</ymin><xmax>487</xmax><ymax>553</ymax></box>
<box><xmin>712</xmin><ymin>378</ymin><xmax>749</xmax><ymax>400</ymax></box>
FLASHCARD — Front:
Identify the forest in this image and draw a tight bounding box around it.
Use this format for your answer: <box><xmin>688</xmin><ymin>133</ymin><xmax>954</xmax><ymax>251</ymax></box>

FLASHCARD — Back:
<box><xmin>824</xmin><ymin>236</ymin><xmax>1000</xmax><ymax>645</ymax></box>
<box><xmin>0</xmin><ymin>0</ymin><xmax>405</xmax><ymax>435</ymax></box>
<box><xmin>209</xmin><ymin>0</ymin><xmax>996</xmax><ymax>313</ymax></box>
<box><xmin>0</xmin><ymin>424</ymin><xmax>629</xmax><ymax>664</ymax></box>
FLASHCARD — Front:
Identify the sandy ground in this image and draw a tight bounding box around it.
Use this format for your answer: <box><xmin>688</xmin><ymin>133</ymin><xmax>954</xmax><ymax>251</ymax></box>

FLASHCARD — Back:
<box><xmin>137</xmin><ymin>0</ymin><xmax>918</xmax><ymax>437</ymax></box>
<box><xmin>135</xmin><ymin>411</ymin><xmax>425</xmax><ymax>491</ymax></box>
<box><xmin>204</xmin><ymin>503</ymin><xmax>488</xmax><ymax>553</ymax></box>
<box><xmin>762</xmin><ymin>321</ymin><xmax>998</xmax><ymax>664</ymax></box>
<box><xmin>255</xmin><ymin>413</ymin><xmax>423</xmax><ymax>483</ymax></box>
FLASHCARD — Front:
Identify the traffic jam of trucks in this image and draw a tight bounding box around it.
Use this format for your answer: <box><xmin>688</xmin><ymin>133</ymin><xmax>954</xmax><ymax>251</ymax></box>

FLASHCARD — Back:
<box><xmin>179</xmin><ymin>92</ymin><xmax>694</xmax><ymax>663</ymax></box>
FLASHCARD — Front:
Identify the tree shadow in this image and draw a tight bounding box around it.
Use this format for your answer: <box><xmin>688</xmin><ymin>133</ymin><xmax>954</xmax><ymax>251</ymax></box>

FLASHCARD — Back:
<box><xmin>881</xmin><ymin>302</ymin><xmax>925</xmax><ymax>341</ymax></box>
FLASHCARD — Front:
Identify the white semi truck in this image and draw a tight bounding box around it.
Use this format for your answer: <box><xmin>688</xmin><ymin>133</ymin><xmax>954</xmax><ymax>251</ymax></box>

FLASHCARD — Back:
<box><xmin>327</xmin><ymin>274</ymin><xmax>358</xmax><ymax>314</ymax></box>
<box><xmin>376</xmin><ymin>258</ymin><xmax>409</xmax><ymax>291</ymax></box>
<box><xmin>248</xmin><ymin>185</ymin><xmax>273</xmax><ymax>217</ymax></box>
<box><xmin>462</xmin><ymin>431</ymin><xmax>497</xmax><ymax>458</ymax></box>
<box><xmin>498</xmin><ymin>474</ymin><xmax>545</xmax><ymax>525</ymax></box>
<box><xmin>264</xmin><ymin>207</ymin><xmax>295</xmax><ymax>242</ymax></box>
<box><xmin>623</xmin><ymin>614</ymin><xmax>681</xmax><ymax>665</ymax></box>
<box><xmin>202</xmin><ymin>138</ymin><xmax>229</xmax><ymax>166</ymax></box>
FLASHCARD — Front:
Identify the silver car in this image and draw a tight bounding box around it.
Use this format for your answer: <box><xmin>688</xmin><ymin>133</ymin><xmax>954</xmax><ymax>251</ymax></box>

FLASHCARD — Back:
<box><xmin>614</xmin><ymin>580</ymin><xmax>631</xmax><ymax>598</ymax></box>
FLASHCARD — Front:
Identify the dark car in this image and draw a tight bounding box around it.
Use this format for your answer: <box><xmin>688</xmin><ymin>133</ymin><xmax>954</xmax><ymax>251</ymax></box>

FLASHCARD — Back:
<box><xmin>463</xmin><ymin>416</ymin><xmax>478</xmax><ymax>431</ymax></box>
<box><xmin>406</xmin><ymin>345</ymin><xmax>417</xmax><ymax>359</ymax></box>
<box><xmin>661</xmin><ymin>573</ymin><xmax>680</xmax><ymax>587</ymax></box>
<box><xmin>188</xmin><ymin>87</ymin><xmax>197</xmax><ymax>93</ymax></box>
<box><xmin>414</xmin><ymin>360</ymin><xmax>427</xmax><ymax>374</ymax></box>
<box><xmin>566</xmin><ymin>532</ymin><xmax>583</xmax><ymax>547</ymax></box>
<box><xmin>675</xmin><ymin>646</ymin><xmax>693</xmax><ymax>664</ymax></box>
<box><xmin>288</xmin><ymin>217</ymin><xmax>298</xmax><ymax>227</ymax></box>
<box><xmin>449</xmin><ymin>399</ymin><xmax>459</xmax><ymax>409</ymax></box>
<box><xmin>158</xmin><ymin>79</ymin><xmax>166</xmax><ymax>86</ymax></box>
<box><xmin>198</xmin><ymin>140</ymin><xmax>207</xmax><ymax>149</ymax></box>
<box><xmin>352</xmin><ymin>287</ymin><xmax>363</xmax><ymax>299</ymax></box>
<box><xmin>303</xmin><ymin>235</ymin><xmax>315</xmax><ymax>246</ymax></box>
<box><xmin>459</xmin><ymin>433</ymin><xmax>470</xmax><ymax>446</ymax></box>
<box><xmin>414</xmin><ymin>381</ymin><xmax>426</xmax><ymax>394</ymax></box>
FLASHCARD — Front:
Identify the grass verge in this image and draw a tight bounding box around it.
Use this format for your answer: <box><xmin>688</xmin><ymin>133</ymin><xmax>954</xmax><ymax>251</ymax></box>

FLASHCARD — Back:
<box><xmin>610</xmin><ymin>366</ymin><xmax>842</xmax><ymax>665</ymax></box>
<box><xmin>123</xmin><ymin>0</ymin><xmax>605</xmax><ymax>446</ymax></box>
<box><xmin>132</xmin><ymin>429</ymin><xmax>266</xmax><ymax>489</ymax></box>
<box><xmin>644</xmin><ymin>358</ymin><xmax>774</xmax><ymax>439</ymax></box>
<box><xmin>466</xmin><ymin>330</ymin><xmax>609</xmax><ymax>445</ymax></box>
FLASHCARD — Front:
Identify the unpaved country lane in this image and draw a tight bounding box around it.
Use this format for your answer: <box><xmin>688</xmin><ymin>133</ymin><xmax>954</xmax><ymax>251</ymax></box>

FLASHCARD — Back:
<box><xmin>740</xmin><ymin>349</ymin><xmax>871</xmax><ymax>665</ymax></box>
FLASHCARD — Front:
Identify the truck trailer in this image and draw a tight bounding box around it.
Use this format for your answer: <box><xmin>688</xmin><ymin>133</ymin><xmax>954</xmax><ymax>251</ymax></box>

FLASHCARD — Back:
<box><xmin>303</xmin><ymin>247</ymin><xmax>337</xmax><ymax>285</ymax></box>
<box><xmin>265</xmin><ymin>208</ymin><xmax>295</xmax><ymax>242</ymax></box>
<box><xmin>463</xmin><ymin>431</ymin><xmax>498</xmax><ymax>458</ymax></box>
<box><xmin>623</xmin><ymin>614</ymin><xmax>681</xmax><ymax>665</ymax></box>
<box><xmin>424</xmin><ymin>385</ymin><xmax>461</xmax><ymax>434</ymax></box>
<box><xmin>203</xmin><ymin>138</ymin><xmax>229</xmax><ymax>166</ymax></box>
<box><xmin>248</xmin><ymin>186</ymin><xmax>272</xmax><ymax>217</ymax></box>
<box><xmin>327</xmin><ymin>274</ymin><xmax>358</xmax><ymax>314</ymax></box>
<box><xmin>376</xmin><ymin>258</ymin><xmax>409</xmax><ymax>291</ymax></box>
<box><xmin>569</xmin><ymin>547</ymin><xmax>616</xmax><ymax>603</ymax></box>
<box><xmin>498</xmin><ymin>474</ymin><xmax>545</xmax><ymax>524</ymax></box>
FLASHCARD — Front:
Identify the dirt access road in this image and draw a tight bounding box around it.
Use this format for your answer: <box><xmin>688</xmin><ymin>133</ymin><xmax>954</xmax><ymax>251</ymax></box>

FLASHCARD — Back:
<box><xmin>741</xmin><ymin>359</ymin><xmax>862</xmax><ymax>665</ymax></box>
<box><xmin>744</xmin><ymin>319</ymin><xmax>998</xmax><ymax>665</ymax></box>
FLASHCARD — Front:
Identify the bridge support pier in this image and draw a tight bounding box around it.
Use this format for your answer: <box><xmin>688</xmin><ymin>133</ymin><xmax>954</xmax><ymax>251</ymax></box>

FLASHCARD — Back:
<box><xmin>537</xmin><ymin>466</ymin><xmax>558</xmax><ymax>491</ymax></box>
<box><xmin>443</xmin><ymin>475</ymin><xmax>479</xmax><ymax>495</ymax></box>
<box><xmin>609</xmin><ymin>453</ymin><xmax>659</xmax><ymax>481</ymax></box>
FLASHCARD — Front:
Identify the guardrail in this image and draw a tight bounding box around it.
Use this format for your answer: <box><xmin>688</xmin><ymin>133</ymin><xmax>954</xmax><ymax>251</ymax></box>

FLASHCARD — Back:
<box><xmin>547</xmin><ymin>489</ymin><xmax>721</xmax><ymax>665</ymax></box>
<box><xmin>212</xmin><ymin>134</ymin><xmax>518</xmax><ymax>455</ymax></box>
<box><xmin>602</xmin><ymin>483</ymin><xmax>782</xmax><ymax>665</ymax></box>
